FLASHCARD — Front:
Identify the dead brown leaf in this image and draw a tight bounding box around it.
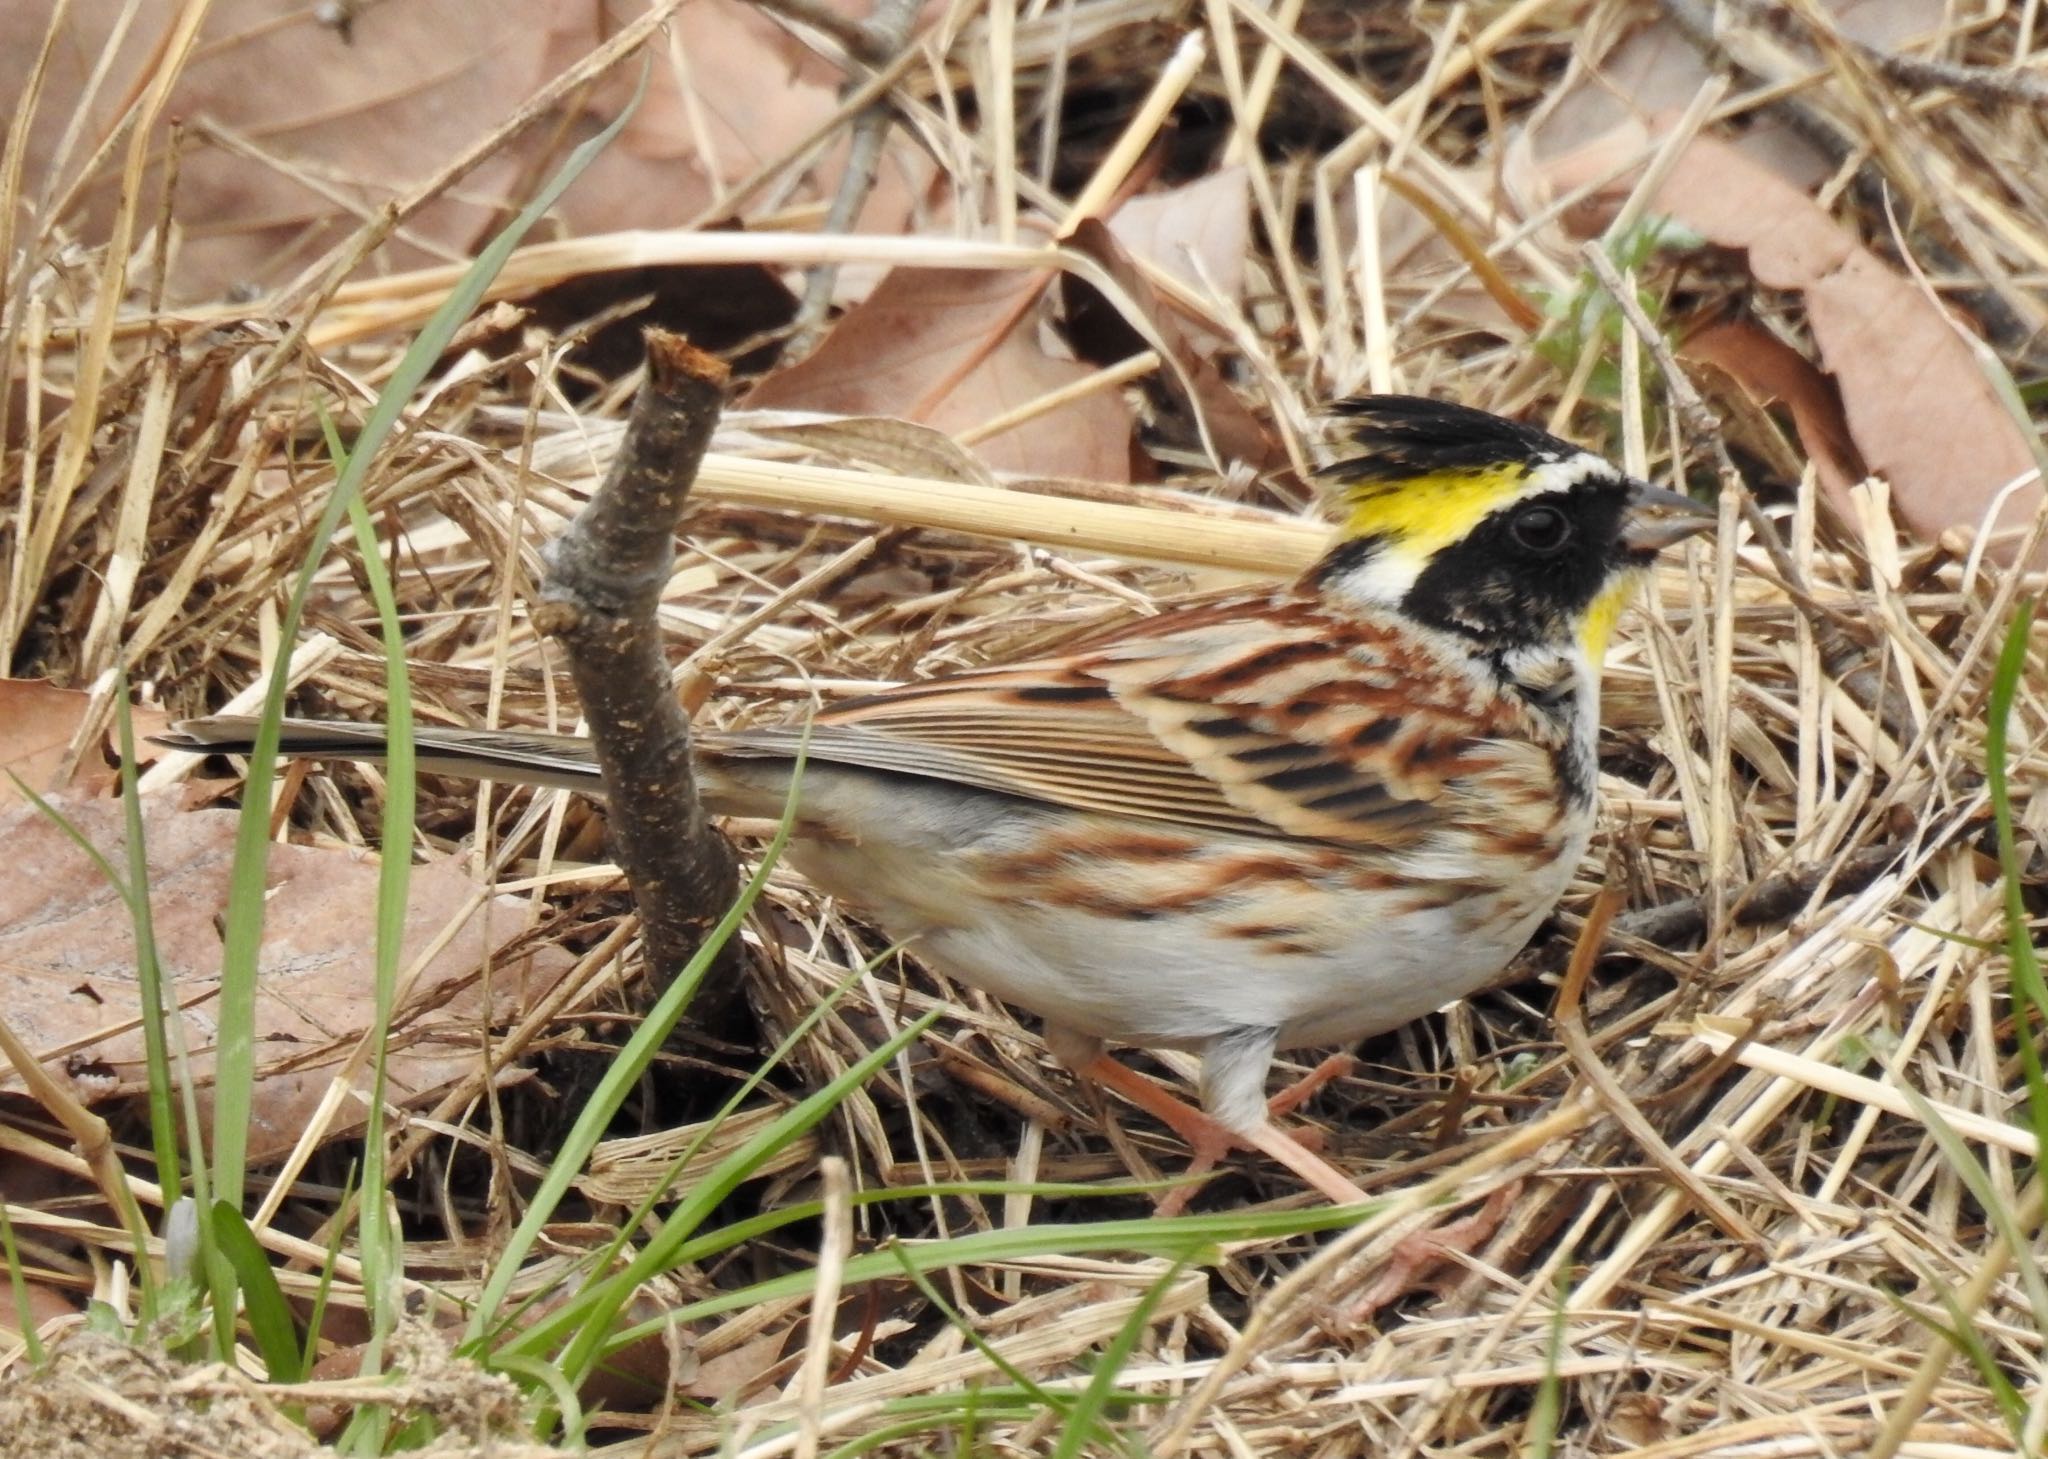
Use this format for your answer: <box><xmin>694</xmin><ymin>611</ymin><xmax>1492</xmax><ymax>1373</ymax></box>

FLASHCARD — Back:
<box><xmin>1680</xmin><ymin>319</ymin><xmax>1867</xmax><ymax>496</ymax></box>
<box><xmin>1063</xmin><ymin>216</ymin><xmax>1282</xmax><ymax>475</ymax></box>
<box><xmin>0</xmin><ymin>1275</ymin><xmax>78</xmax><ymax>1342</ymax></box>
<box><xmin>1106</xmin><ymin>166</ymin><xmax>1251</xmax><ymax>316</ymax></box>
<box><xmin>541</xmin><ymin>0</ymin><xmax>932</xmax><ymax>235</ymax></box>
<box><xmin>0</xmin><ymin>794</ymin><xmax>571</xmax><ymax>1164</ymax></box>
<box><xmin>0</xmin><ymin>679</ymin><xmax>167</xmax><ymax>810</ymax></box>
<box><xmin>589</xmin><ymin>1303</ymin><xmax>790</xmax><ymax>1408</ymax></box>
<box><xmin>1516</xmin><ymin>0</ymin><xmax>1942</xmax><ymax>192</ymax></box>
<box><xmin>7</xmin><ymin>0</ymin><xmax>924</xmax><ymax>300</ymax></box>
<box><xmin>1545</xmin><ymin>127</ymin><xmax>2041</xmax><ymax>556</ymax></box>
<box><xmin>744</xmin><ymin>266</ymin><xmax>1134</xmax><ymax>481</ymax></box>
<box><xmin>682</xmin><ymin>1330</ymin><xmax>791</xmax><ymax>1403</ymax></box>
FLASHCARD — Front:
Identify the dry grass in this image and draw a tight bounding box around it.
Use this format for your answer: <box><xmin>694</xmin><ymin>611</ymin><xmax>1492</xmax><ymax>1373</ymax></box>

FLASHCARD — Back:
<box><xmin>4</xmin><ymin>1</ymin><xmax>2048</xmax><ymax>1455</ymax></box>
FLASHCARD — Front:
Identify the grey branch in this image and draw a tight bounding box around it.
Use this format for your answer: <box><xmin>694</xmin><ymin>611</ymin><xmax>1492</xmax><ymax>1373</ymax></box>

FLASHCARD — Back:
<box><xmin>535</xmin><ymin>330</ymin><xmax>741</xmax><ymax>984</ymax></box>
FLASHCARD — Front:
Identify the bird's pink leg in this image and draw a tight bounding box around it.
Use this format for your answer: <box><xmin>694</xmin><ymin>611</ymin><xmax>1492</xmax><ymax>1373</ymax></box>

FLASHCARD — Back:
<box><xmin>1075</xmin><ymin>1053</ymin><xmax>1369</xmax><ymax>1213</ymax></box>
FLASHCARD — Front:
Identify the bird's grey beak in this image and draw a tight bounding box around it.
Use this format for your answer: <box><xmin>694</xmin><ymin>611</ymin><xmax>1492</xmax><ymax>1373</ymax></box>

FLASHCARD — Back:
<box><xmin>1620</xmin><ymin>482</ymin><xmax>1716</xmax><ymax>552</ymax></box>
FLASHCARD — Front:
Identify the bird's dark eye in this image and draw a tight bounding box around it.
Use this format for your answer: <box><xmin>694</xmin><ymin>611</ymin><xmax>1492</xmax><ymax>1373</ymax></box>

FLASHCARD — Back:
<box><xmin>1509</xmin><ymin>504</ymin><xmax>1572</xmax><ymax>554</ymax></box>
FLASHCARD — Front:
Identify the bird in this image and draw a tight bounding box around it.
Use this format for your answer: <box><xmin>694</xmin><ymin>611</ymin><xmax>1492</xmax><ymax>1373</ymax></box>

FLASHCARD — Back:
<box><xmin>156</xmin><ymin>395</ymin><xmax>1713</xmax><ymax>1210</ymax></box>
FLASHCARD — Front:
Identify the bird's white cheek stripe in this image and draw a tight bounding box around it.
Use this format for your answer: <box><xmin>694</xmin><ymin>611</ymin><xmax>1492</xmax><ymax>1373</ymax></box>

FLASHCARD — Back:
<box><xmin>1324</xmin><ymin>540</ymin><xmax>1429</xmax><ymax>606</ymax></box>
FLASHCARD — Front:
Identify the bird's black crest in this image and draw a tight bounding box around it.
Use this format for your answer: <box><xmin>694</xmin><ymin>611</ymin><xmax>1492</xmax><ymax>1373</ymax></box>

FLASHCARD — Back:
<box><xmin>1320</xmin><ymin>395</ymin><xmax>1585</xmax><ymax>484</ymax></box>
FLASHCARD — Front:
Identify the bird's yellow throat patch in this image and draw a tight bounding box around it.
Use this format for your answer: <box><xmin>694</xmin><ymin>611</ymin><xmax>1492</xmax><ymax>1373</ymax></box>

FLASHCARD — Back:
<box><xmin>1339</xmin><ymin>465</ymin><xmax>1530</xmax><ymax>560</ymax></box>
<box><xmin>1578</xmin><ymin>572</ymin><xmax>1639</xmax><ymax>665</ymax></box>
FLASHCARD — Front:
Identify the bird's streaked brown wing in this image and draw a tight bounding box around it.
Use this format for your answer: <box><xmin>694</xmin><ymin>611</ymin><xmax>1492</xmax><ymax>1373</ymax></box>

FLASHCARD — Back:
<box><xmin>710</xmin><ymin>591</ymin><xmax>1546</xmax><ymax>847</ymax></box>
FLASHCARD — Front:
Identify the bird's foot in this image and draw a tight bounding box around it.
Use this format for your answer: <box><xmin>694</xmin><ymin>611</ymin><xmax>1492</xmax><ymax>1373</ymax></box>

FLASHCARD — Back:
<box><xmin>1345</xmin><ymin>1180</ymin><xmax>1522</xmax><ymax>1322</ymax></box>
<box><xmin>1075</xmin><ymin>1053</ymin><xmax>1368</xmax><ymax>1214</ymax></box>
<box><xmin>1265</xmin><ymin>1052</ymin><xmax>1357</xmax><ymax>1120</ymax></box>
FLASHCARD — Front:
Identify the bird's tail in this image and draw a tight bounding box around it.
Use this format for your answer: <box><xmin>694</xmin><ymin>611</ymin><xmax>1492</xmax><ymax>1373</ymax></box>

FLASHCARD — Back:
<box><xmin>153</xmin><ymin>715</ymin><xmax>794</xmax><ymax>817</ymax></box>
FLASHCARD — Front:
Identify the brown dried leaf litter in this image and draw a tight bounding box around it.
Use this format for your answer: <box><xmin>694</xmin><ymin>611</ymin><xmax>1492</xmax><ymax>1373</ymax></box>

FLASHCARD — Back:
<box><xmin>5</xmin><ymin>0</ymin><xmax>2048</xmax><ymax>1455</ymax></box>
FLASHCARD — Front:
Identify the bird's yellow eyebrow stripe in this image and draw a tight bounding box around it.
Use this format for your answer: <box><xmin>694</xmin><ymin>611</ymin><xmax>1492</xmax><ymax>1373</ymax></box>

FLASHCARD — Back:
<box><xmin>1338</xmin><ymin>465</ymin><xmax>1530</xmax><ymax>561</ymax></box>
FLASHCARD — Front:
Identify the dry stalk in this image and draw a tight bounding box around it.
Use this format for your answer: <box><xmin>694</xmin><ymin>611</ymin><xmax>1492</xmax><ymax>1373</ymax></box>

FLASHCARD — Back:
<box><xmin>0</xmin><ymin>1014</ymin><xmax>154</xmax><ymax>1274</ymax></box>
<box><xmin>1554</xmin><ymin>887</ymin><xmax>1763</xmax><ymax>1247</ymax></box>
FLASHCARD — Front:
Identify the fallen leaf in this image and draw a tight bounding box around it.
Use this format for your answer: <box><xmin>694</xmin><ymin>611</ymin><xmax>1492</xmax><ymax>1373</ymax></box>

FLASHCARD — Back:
<box><xmin>1106</xmin><ymin>165</ymin><xmax>1251</xmax><ymax>313</ymax></box>
<box><xmin>540</xmin><ymin>0</ymin><xmax>933</xmax><ymax>236</ymax></box>
<box><xmin>1515</xmin><ymin>0</ymin><xmax>1941</xmax><ymax>193</ymax></box>
<box><xmin>682</xmin><ymin>1330</ymin><xmax>790</xmax><ymax>1403</ymax></box>
<box><xmin>1680</xmin><ymin>318</ymin><xmax>1866</xmax><ymax>495</ymax></box>
<box><xmin>0</xmin><ymin>1271</ymin><xmax>79</xmax><ymax>1342</ymax></box>
<box><xmin>0</xmin><ymin>679</ymin><xmax>167</xmax><ymax>810</ymax></box>
<box><xmin>1544</xmin><ymin>127</ymin><xmax>2041</xmax><ymax>557</ymax></box>
<box><xmin>6</xmin><ymin>0</ymin><xmax>928</xmax><ymax>300</ymax></box>
<box><xmin>0</xmin><ymin>794</ymin><xmax>572</xmax><ymax>1164</ymax></box>
<box><xmin>744</xmin><ymin>266</ymin><xmax>1134</xmax><ymax>481</ymax></box>
<box><xmin>1392</xmin><ymin>0</ymin><xmax>1950</xmax><ymax>348</ymax></box>
<box><xmin>1063</xmin><ymin>216</ymin><xmax>1282</xmax><ymax>475</ymax></box>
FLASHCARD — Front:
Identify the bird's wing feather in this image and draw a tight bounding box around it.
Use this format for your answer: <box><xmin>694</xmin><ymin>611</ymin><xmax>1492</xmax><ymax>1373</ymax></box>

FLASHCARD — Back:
<box><xmin>163</xmin><ymin>600</ymin><xmax>1555</xmax><ymax>847</ymax></box>
<box><xmin>708</xmin><ymin>594</ymin><xmax>1541</xmax><ymax>846</ymax></box>
<box><xmin>157</xmin><ymin>715</ymin><xmax>606</xmax><ymax>791</ymax></box>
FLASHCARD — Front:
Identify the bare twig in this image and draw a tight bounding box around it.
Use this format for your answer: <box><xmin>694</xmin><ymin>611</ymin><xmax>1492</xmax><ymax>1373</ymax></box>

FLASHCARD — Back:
<box><xmin>532</xmin><ymin>330</ymin><xmax>741</xmax><ymax>983</ymax></box>
<box><xmin>1858</xmin><ymin>45</ymin><xmax>2048</xmax><ymax>106</ymax></box>
<box><xmin>1611</xmin><ymin>838</ymin><xmax>1910</xmax><ymax>948</ymax></box>
<box><xmin>781</xmin><ymin>0</ymin><xmax>926</xmax><ymax>357</ymax></box>
<box><xmin>1725</xmin><ymin>0</ymin><xmax>2048</xmax><ymax>106</ymax></box>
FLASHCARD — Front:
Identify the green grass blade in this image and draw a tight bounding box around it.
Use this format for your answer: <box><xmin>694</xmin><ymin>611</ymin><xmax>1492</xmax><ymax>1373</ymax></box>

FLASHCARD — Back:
<box><xmin>113</xmin><ymin>670</ymin><xmax>182</xmax><ymax>1245</ymax></box>
<box><xmin>1877</xmin><ymin>1276</ymin><xmax>2029</xmax><ymax>1446</ymax></box>
<box><xmin>2</xmin><ymin>1204</ymin><xmax>44</xmax><ymax>1364</ymax></box>
<box><xmin>782</xmin><ymin>1246</ymin><xmax>1178</xmax><ymax>1459</ymax></box>
<box><xmin>1985</xmin><ymin>600</ymin><xmax>2048</xmax><ymax>1134</ymax></box>
<box><xmin>490</xmin><ymin>1353</ymin><xmax>586</xmax><ymax>1438</ymax></box>
<box><xmin>1051</xmin><ymin>1258</ymin><xmax>1184</xmax><ymax>1459</ymax></box>
<box><xmin>301</xmin><ymin>1160</ymin><xmax>356</xmax><ymax>1380</ymax></box>
<box><xmin>505</xmin><ymin>1163</ymin><xmax>1207</xmax><ymax>1362</ymax></box>
<box><xmin>1</xmin><ymin>772</ymin><xmax>163</xmax><ymax>1301</ymax></box>
<box><xmin>546</xmin><ymin>1010</ymin><xmax>945</xmax><ymax>1386</ymax></box>
<box><xmin>629</xmin><ymin>1175</ymin><xmax>1197</xmax><ymax>1288</ymax></box>
<box><xmin>822</xmin><ymin>1411</ymin><xmax>1005</xmax><ymax>1459</ymax></box>
<box><xmin>328</xmin><ymin>481</ymin><xmax>414</xmax><ymax>1455</ymax></box>
<box><xmin>1526</xmin><ymin>1266</ymin><xmax>1573</xmax><ymax>1459</ymax></box>
<box><xmin>466</xmin><ymin>809</ymin><xmax>794</xmax><ymax>1346</ymax></box>
<box><xmin>604</xmin><ymin>1200</ymin><xmax>1373</xmax><ymax>1351</ymax></box>
<box><xmin>1850</xmin><ymin>1033</ymin><xmax>2048</xmax><ymax>1334</ymax></box>
<box><xmin>484</xmin><ymin>942</ymin><xmax>889</xmax><ymax>1360</ymax></box>
<box><xmin>889</xmin><ymin>1243</ymin><xmax>1069</xmax><ymax>1416</ymax></box>
<box><xmin>209</xmin><ymin>1199</ymin><xmax>305</xmax><ymax>1382</ymax></box>
<box><xmin>165</xmin><ymin>972</ymin><xmax>214</xmax><ymax>1342</ymax></box>
<box><xmin>340</xmin><ymin>480</ymin><xmax>416</xmax><ymax>1375</ymax></box>
<box><xmin>204</xmin><ymin>64</ymin><xmax>648</xmax><ymax>1356</ymax></box>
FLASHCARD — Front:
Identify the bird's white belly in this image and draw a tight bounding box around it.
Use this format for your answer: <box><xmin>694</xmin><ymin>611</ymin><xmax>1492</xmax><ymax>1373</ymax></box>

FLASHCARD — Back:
<box><xmin>910</xmin><ymin>875</ymin><xmax>1562</xmax><ymax>1052</ymax></box>
<box><xmin>786</xmin><ymin>798</ymin><xmax>1587</xmax><ymax>1055</ymax></box>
